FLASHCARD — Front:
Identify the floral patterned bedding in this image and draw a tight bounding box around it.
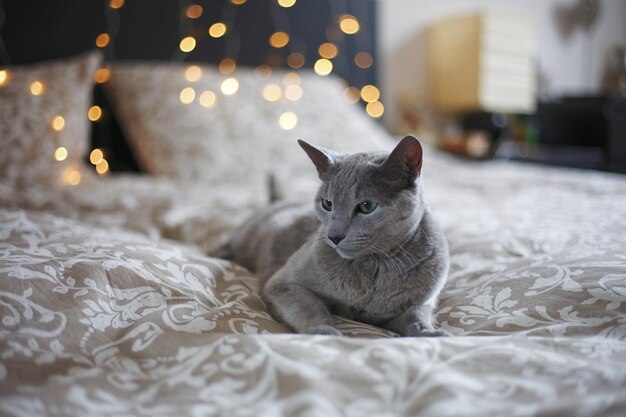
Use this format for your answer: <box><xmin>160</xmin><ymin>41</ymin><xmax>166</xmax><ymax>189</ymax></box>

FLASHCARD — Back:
<box><xmin>2</xmin><ymin>147</ymin><xmax>626</xmax><ymax>416</ymax></box>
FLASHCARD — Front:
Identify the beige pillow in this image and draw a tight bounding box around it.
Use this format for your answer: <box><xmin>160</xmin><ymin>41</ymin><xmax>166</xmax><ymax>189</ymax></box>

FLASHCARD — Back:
<box><xmin>0</xmin><ymin>52</ymin><xmax>101</xmax><ymax>189</ymax></box>
<box><xmin>105</xmin><ymin>63</ymin><xmax>393</xmax><ymax>200</ymax></box>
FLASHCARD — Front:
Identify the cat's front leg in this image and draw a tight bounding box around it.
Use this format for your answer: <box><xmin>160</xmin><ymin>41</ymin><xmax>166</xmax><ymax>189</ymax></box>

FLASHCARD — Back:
<box><xmin>383</xmin><ymin>304</ymin><xmax>449</xmax><ymax>337</ymax></box>
<box><xmin>263</xmin><ymin>276</ymin><xmax>341</xmax><ymax>336</ymax></box>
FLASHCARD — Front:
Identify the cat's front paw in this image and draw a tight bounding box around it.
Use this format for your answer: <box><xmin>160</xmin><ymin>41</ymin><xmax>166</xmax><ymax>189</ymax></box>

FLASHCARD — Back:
<box><xmin>404</xmin><ymin>323</ymin><xmax>450</xmax><ymax>337</ymax></box>
<box><xmin>418</xmin><ymin>329</ymin><xmax>450</xmax><ymax>337</ymax></box>
<box><xmin>302</xmin><ymin>324</ymin><xmax>342</xmax><ymax>336</ymax></box>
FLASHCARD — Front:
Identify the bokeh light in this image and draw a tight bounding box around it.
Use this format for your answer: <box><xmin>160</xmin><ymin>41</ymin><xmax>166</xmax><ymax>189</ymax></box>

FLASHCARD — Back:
<box><xmin>219</xmin><ymin>58</ymin><xmax>236</xmax><ymax>74</ymax></box>
<box><xmin>109</xmin><ymin>0</ymin><xmax>125</xmax><ymax>9</ymax></box>
<box><xmin>179</xmin><ymin>36</ymin><xmax>196</xmax><ymax>52</ymax></box>
<box><xmin>262</xmin><ymin>84</ymin><xmax>282</xmax><ymax>102</ymax></box>
<box><xmin>90</xmin><ymin>148</ymin><xmax>104</xmax><ymax>165</ymax></box>
<box><xmin>29</xmin><ymin>80</ymin><xmax>45</xmax><ymax>96</ymax></box>
<box><xmin>360</xmin><ymin>85</ymin><xmax>380</xmax><ymax>103</ymax></box>
<box><xmin>284</xmin><ymin>84</ymin><xmax>303</xmax><ymax>101</ymax></box>
<box><xmin>339</xmin><ymin>15</ymin><xmax>360</xmax><ymax>34</ymax></box>
<box><xmin>254</xmin><ymin>65</ymin><xmax>272</xmax><ymax>80</ymax></box>
<box><xmin>54</xmin><ymin>146</ymin><xmax>68</xmax><ymax>161</ymax></box>
<box><xmin>186</xmin><ymin>4</ymin><xmax>203</xmax><ymax>19</ymax></box>
<box><xmin>231</xmin><ymin>0</ymin><xmax>247</xmax><ymax>4</ymax></box>
<box><xmin>95</xmin><ymin>33</ymin><xmax>110</xmax><ymax>48</ymax></box>
<box><xmin>94</xmin><ymin>67</ymin><xmax>111</xmax><ymax>84</ymax></box>
<box><xmin>355</xmin><ymin>52</ymin><xmax>373</xmax><ymax>69</ymax></box>
<box><xmin>199</xmin><ymin>91</ymin><xmax>217</xmax><ymax>108</ymax></box>
<box><xmin>318</xmin><ymin>43</ymin><xmax>338</xmax><ymax>59</ymax></box>
<box><xmin>366</xmin><ymin>101</ymin><xmax>384</xmax><ymax>118</ymax></box>
<box><xmin>180</xmin><ymin>87</ymin><xmax>196</xmax><ymax>104</ymax></box>
<box><xmin>269</xmin><ymin>32</ymin><xmax>290</xmax><ymax>48</ymax></box>
<box><xmin>51</xmin><ymin>116</ymin><xmax>65</xmax><ymax>131</ymax></box>
<box><xmin>279</xmin><ymin>111</ymin><xmax>298</xmax><ymax>130</ymax></box>
<box><xmin>277</xmin><ymin>0</ymin><xmax>296</xmax><ymax>7</ymax></box>
<box><xmin>88</xmin><ymin>105</ymin><xmax>102</xmax><ymax>121</ymax></box>
<box><xmin>63</xmin><ymin>166</ymin><xmax>81</xmax><ymax>186</ymax></box>
<box><xmin>96</xmin><ymin>159</ymin><xmax>109</xmax><ymax>175</ymax></box>
<box><xmin>221</xmin><ymin>78</ymin><xmax>239</xmax><ymax>95</ymax></box>
<box><xmin>0</xmin><ymin>69</ymin><xmax>8</xmax><ymax>86</ymax></box>
<box><xmin>314</xmin><ymin>59</ymin><xmax>333</xmax><ymax>76</ymax></box>
<box><xmin>209</xmin><ymin>23</ymin><xmax>227</xmax><ymax>38</ymax></box>
<box><xmin>287</xmin><ymin>53</ymin><xmax>305</xmax><ymax>69</ymax></box>
<box><xmin>185</xmin><ymin>65</ymin><xmax>202</xmax><ymax>82</ymax></box>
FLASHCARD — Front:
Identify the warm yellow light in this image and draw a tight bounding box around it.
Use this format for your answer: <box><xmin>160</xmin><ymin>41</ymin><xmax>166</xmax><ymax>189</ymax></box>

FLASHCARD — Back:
<box><xmin>54</xmin><ymin>146</ymin><xmax>68</xmax><ymax>161</ymax></box>
<box><xmin>219</xmin><ymin>58</ymin><xmax>236</xmax><ymax>74</ymax></box>
<box><xmin>284</xmin><ymin>84</ymin><xmax>303</xmax><ymax>101</ymax></box>
<box><xmin>360</xmin><ymin>85</ymin><xmax>380</xmax><ymax>103</ymax></box>
<box><xmin>254</xmin><ymin>65</ymin><xmax>272</xmax><ymax>80</ymax></box>
<box><xmin>0</xmin><ymin>69</ymin><xmax>8</xmax><ymax>86</ymax></box>
<box><xmin>314</xmin><ymin>58</ymin><xmax>333</xmax><ymax>76</ymax></box>
<box><xmin>88</xmin><ymin>105</ymin><xmax>102</xmax><ymax>121</ymax></box>
<box><xmin>179</xmin><ymin>87</ymin><xmax>196</xmax><ymax>104</ymax></box>
<box><xmin>339</xmin><ymin>15</ymin><xmax>360</xmax><ymax>35</ymax></box>
<box><xmin>279</xmin><ymin>111</ymin><xmax>298</xmax><ymax>130</ymax></box>
<box><xmin>220</xmin><ymin>78</ymin><xmax>239</xmax><ymax>95</ymax></box>
<box><xmin>318</xmin><ymin>43</ymin><xmax>338</xmax><ymax>59</ymax></box>
<box><xmin>29</xmin><ymin>80</ymin><xmax>45</xmax><ymax>96</ymax></box>
<box><xmin>199</xmin><ymin>90</ymin><xmax>217</xmax><ymax>108</ymax></box>
<box><xmin>179</xmin><ymin>36</ymin><xmax>196</xmax><ymax>53</ymax></box>
<box><xmin>185</xmin><ymin>65</ymin><xmax>202</xmax><ymax>82</ymax></box>
<box><xmin>186</xmin><ymin>4</ymin><xmax>203</xmax><ymax>19</ymax></box>
<box><xmin>96</xmin><ymin>159</ymin><xmax>109</xmax><ymax>175</ymax></box>
<box><xmin>51</xmin><ymin>116</ymin><xmax>65</xmax><ymax>131</ymax></box>
<box><xmin>344</xmin><ymin>86</ymin><xmax>360</xmax><ymax>104</ymax></box>
<box><xmin>230</xmin><ymin>0</ymin><xmax>247</xmax><ymax>4</ymax></box>
<box><xmin>269</xmin><ymin>32</ymin><xmax>289</xmax><ymax>48</ymax></box>
<box><xmin>95</xmin><ymin>33</ymin><xmax>110</xmax><ymax>48</ymax></box>
<box><xmin>262</xmin><ymin>84</ymin><xmax>282</xmax><ymax>102</ymax></box>
<box><xmin>94</xmin><ymin>67</ymin><xmax>111</xmax><ymax>84</ymax></box>
<box><xmin>209</xmin><ymin>23</ymin><xmax>227</xmax><ymax>38</ymax></box>
<box><xmin>283</xmin><ymin>72</ymin><xmax>301</xmax><ymax>85</ymax></box>
<box><xmin>366</xmin><ymin>101</ymin><xmax>384</xmax><ymax>118</ymax></box>
<box><xmin>277</xmin><ymin>0</ymin><xmax>296</xmax><ymax>7</ymax></box>
<box><xmin>63</xmin><ymin>166</ymin><xmax>81</xmax><ymax>186</ymax></box>
<box><xmin>89</xmin><ymin>148</ymin><xmax>104</xmax><ymax>165</ymax></box>
<box><xmin>287</xmin><ymin>53</ymin><xmax>305</xmax><ymax>69</ymax></box>
<box><xmin>109</xmin><ymin>0</ymin><xmax>124</xmax><ymax>9</ymax></box>
<box><xmin>355</xmin><ymin>52</ymin><xmax>373</xmax><ymax>69</ymax></box>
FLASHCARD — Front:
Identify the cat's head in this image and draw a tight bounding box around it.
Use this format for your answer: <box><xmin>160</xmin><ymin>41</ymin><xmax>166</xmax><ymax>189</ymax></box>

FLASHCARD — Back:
<box><xmin>298</xmin><ymin>136</ymin><xmax>425</xmax><ymax>259</ymax></box>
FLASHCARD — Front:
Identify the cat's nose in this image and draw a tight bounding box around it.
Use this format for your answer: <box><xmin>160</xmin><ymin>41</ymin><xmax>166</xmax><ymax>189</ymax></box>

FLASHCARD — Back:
<box><xmin>328</xmin><ymin>235</ymin><xmax>344</xmax><ymax>245</ymax></box>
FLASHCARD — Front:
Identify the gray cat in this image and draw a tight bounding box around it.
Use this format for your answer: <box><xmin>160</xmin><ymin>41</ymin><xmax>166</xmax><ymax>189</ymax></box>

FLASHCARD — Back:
<box><xmin>214</xmin><ymin>136</ymin><xmax>449</xmax><ymax>337</ymax></box>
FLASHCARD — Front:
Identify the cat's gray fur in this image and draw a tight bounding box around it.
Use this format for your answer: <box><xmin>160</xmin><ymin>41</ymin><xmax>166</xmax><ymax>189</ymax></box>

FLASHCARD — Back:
<box><xmin>214</xmin><ymin>136</ymin><xmax>449</xmax><ymax>336</ymax></box>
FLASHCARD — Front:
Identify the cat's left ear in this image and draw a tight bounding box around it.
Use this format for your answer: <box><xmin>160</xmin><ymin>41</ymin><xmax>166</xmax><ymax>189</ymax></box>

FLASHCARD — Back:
<box><xmin>380</xmin><ymin>136</ymin><xmax>423</xmax><ymax>186</ymax></box>
<box><xmin>298</xmin><ymin>139</ymin><xmax>337</xmax><ymax>179</ymax></box>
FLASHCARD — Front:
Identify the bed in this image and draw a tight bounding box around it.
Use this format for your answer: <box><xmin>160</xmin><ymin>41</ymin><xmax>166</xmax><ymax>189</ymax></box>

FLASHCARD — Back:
<box><xmin>1</xmin><ymin>53</ymin><xmax>626</xmax><ymax>417</ymax></box>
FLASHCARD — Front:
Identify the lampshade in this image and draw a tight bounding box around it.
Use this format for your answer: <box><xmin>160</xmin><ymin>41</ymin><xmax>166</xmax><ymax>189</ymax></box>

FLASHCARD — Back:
<box><xmin>427</xmin><ymin>12</ymin><xmax>537</xmax><ymax>114</ymax></box>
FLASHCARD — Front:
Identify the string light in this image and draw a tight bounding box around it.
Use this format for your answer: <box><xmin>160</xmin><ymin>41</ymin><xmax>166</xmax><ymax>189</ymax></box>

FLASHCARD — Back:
<box><xmin>284</xmin><ymin>84</ymin><xmax>302</xmax><ymax>101</ymax></box>
<box><xmin>185</xmin><ymin>65</ymin><xmax>202</xmax><ymax>82</ymax></box>
<box><xmin>63</xmin><ymin>166</ymin><xmax>81</xmax><ymax>186</ymax></box>
<box><xmin>209</xmin><ymin>23</ymin><xmax>227</xmax><ymax>38</ymax></box>
<box><xmin>0</xmin><ymin>69</ymin><xmax>8</xmax><ymax>87</ymax></box>
<box><xmin>360</xmin><ymin>85</ymin><xmax>380</xmax><ymax>103</ymax></box>
<box><xmin>96</xmin><ymin>159</ymin><xmax>109</xmax><ymax>175</ymax></box>
<box><xmin>339</xmin><ymin>15</ymin><xmax>360</xmax><ymax>35</ymax></box>
<box><xmin>51</xmin><ymin>116</ymin><xmax>65</xmax><ymax>131</ymax></box>
<box><xmin>186</xmin><ymin>4</ymin><xmax>203</xmax><ymax>19</ymax></box>
<box><xmin>199</xmin><ymin>90</ymin><xmax>217</xmax><ymax>108</ymax></box>
<box><xmin>366</xmin><ymin>101</ymin><xmax>384</xmax><ymax>118</ymax></box>
<box><xmin>94</xmin><ymin>67</ymin><xmax>111</xmax><ymax>83</ymax></box>
<box><xmin>220</xmin><ymin>78</ymin><xmax>239</xmax><ymax>95</ymax></box>
<box><xmin>89</xmin><ymin>148</ymin><xmax>104</xmax><ymax>165</ymax></box>
<box><xmin>279</xmin><ymin>111</ymin><xmax>298</xmax><ymax>130</ymax></box>
<box><xmin>355</xmin><ymin>52</ymin><xmax>373</xmax><ymax>69</ymax></box>
<box><xmin>262</xmin><ymin>84</ymin><xmax>282</xmax><ymax>102</ymax></box>
<box><xmin>109</xmin><ymin>0</ymin><xmax>124</xmax><ymax>9</ymax></box>
<box><xmin>344</xmin><ymin>86</ymin><xmax>360</xmax><ymax>104</ymax></box>
<box><xmin>95</xmin><ymin>33</ymin><xmax>110</xmax><ymax>48</ymax></box>
<box><xmin>287</xmin><ymin>53</ymin><xmax>305</xmax><ymax>69</ymax></box>
<box><xmin>54</xmin><ymin>146</ymin><xmax>68</xmax><ymax>161</ymax></box>
<box><xmin>254</xmin><ymin>65</ymin><xmax>272</xmax><ymax>80</ymax></box>
<box><xmin>318</xmin><ymin>43</ymin><xmax>338</xmax><ymax>59</ymax></box>
<box><xmin>219</xmin><ymin>58</ymin><xmax>236</xmax><ymax>74</ymax></box>
<box><xmin>314</xmin><ymin>58</ymin><xmax>333</xmax><ymax>76</ymax></box>
<box><xmin>277</xmin><ymin>0</ymin><xmax>296</xmax><ymax>7</ymax></box>
<box><xmin>269</xmin><ymin>32</ymin><xmax>289</xmax><ymax>48</ymax></box>
<box><xmin>180</xmin><ymin>87</ymin><xmax>196</xmax><ymax>104</ymax></box>
<box><xmin>29</xmin><ymin>80</ymin><xmax>45</xmax><ymax>96</ymax></box>
<box><xmin>179</xmin><ymin>36</ymin><xmax>196</xmax><ymax>52</ymax></box>
<box><xmin>88</xmin><ymin>105</ymin><xmax>103</xmax><ymax>121</ymax></box>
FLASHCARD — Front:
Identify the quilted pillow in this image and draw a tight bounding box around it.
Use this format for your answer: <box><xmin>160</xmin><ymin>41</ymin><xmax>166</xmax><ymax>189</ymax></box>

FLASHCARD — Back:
<box><xmin>0</xmin><ymin>52</ymin><xmax>101</xmax><ymax>189</ymax></box>
<box><xmin>105</xmin><ymin>63</ymin><xmax>393</xmax><ymax>200</ymax></box>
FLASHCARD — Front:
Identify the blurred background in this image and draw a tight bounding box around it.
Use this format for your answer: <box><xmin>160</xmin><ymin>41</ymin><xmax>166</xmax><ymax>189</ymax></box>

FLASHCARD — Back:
<box><xmin>1</xmin><ymin>0</ymin><xmax>625</xmax><ymax>173</ymax></box>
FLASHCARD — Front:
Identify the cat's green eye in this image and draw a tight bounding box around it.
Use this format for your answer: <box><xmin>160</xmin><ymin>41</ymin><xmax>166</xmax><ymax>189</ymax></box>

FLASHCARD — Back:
<box><xmin>357</xmin><ymin>200</ymin><xmax>378</xmax><ymax>214</ymax></box>
<box><xmin>321</xmin><ymin>198</ymin><xmax>333</xmax><ymax>211</ymax></box>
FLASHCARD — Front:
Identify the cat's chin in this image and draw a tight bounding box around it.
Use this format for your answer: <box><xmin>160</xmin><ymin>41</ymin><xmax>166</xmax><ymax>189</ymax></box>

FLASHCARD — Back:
<box><xmin>334</xmin><ymin>247</ymin><xmax>362</xmax><ymax>260</ymax></box>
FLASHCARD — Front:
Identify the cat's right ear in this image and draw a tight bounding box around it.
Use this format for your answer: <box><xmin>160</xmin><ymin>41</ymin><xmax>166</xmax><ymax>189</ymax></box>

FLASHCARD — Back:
<box><xmin>298</xmin><ymin>140</ymin><xmax>335</xmax><ymax>179</ymax></box>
